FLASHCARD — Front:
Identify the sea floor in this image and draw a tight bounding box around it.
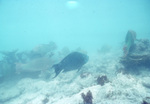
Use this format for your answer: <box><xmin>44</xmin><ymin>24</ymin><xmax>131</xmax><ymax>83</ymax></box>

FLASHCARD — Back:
<box><xmin>0</xmin><ymin>51</ymin><xmax>150</xmax><ymax>104</ymax></box>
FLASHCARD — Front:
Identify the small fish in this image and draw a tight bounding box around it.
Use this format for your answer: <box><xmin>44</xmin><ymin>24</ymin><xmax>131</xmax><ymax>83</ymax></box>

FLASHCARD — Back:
<box><xmin>52</xmin><ymin>52</ymin><xmax>89</xmax><ymax>78</ymax></box>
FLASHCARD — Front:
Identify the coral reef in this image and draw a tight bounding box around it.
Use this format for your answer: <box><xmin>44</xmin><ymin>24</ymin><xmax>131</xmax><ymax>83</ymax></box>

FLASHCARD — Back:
<box><xmin>15</xmin><ymin>56</ymin><xmax>54</xmax><ymax>73</ymax></box>
<box><xmin>0</xmin><ymin>50</ymin><xmax>149</xmax><ymax>104</ymax></box>
<box><xmin>0</xmin><ymin>42</ymin><xmax>57</xmax><ymax>80</ymax></box>
<box><xmin>120</xmin><ymin>54</ymin><xmax>150</xmax><ymax>69</ymax></box>
<box><xmin>97</xmin><ymin>75</ymin><xmax>109</xmax><ymax>86</ymax></box>
<box><xmin>123</xmin><ymin>30</ymin><xmax>136</xmax><ymax>57</ymax></box>
<box><xmin>81</xmin><ymin>90</ymin><xmax>93</xmax><ymax>104</ymax></box>
<box><xmin>120</xmin><ymin>33</ymin><xmax>150</xmax><ymax>69</ymax></box>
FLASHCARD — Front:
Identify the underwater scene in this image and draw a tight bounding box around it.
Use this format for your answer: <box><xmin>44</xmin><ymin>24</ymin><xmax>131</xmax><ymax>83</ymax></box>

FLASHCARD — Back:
<box><xmin>0</xmin><ymin>0</ymin><xmax>150</xmax><ymax>104</ymax></box>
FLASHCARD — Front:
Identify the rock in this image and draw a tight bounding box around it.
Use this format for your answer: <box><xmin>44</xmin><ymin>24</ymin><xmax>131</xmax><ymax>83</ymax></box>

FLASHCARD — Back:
<box><xmin>133</xmin><ymin>39</ymin><xmax>150</xmax><ymax>53</ymax></box>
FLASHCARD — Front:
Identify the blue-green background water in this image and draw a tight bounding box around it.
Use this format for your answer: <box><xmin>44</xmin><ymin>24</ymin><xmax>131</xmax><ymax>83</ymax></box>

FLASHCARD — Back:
<box><xmin>0</xmin><ymin>0</ymin><xmax>150</xmax><ymax>53</ymax></box>
<box><xmin>0</xmin><ymin>1</ymin><xmax>150</xmax><ymax>103</ymax></box>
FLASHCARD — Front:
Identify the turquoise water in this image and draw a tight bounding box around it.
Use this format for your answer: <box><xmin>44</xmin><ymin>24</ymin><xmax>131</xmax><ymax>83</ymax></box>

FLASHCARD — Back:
<box><xmin>1</xmin><ymin>1</ymin><xmax>150</xmax><ymax>103</ymax></box>
<box><xmin>0</xmin><ymin>0</ymin><xmax>150</xmax><ymax>53</ymax></box>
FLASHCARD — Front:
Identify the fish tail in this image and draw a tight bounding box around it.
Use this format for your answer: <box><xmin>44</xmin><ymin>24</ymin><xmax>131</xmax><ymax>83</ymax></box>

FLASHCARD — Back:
<box><xmin>52</xmin><ymin>64</ymin><xmax>62</xmax><ymax>78</ymax></box>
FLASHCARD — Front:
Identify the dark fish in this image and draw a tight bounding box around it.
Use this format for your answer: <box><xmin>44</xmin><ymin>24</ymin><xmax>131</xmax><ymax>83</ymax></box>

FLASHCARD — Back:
<box><xmin>52</xmin><ymin>52</ymin><xmax>89</xmax><ymax>78</ymax></box>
